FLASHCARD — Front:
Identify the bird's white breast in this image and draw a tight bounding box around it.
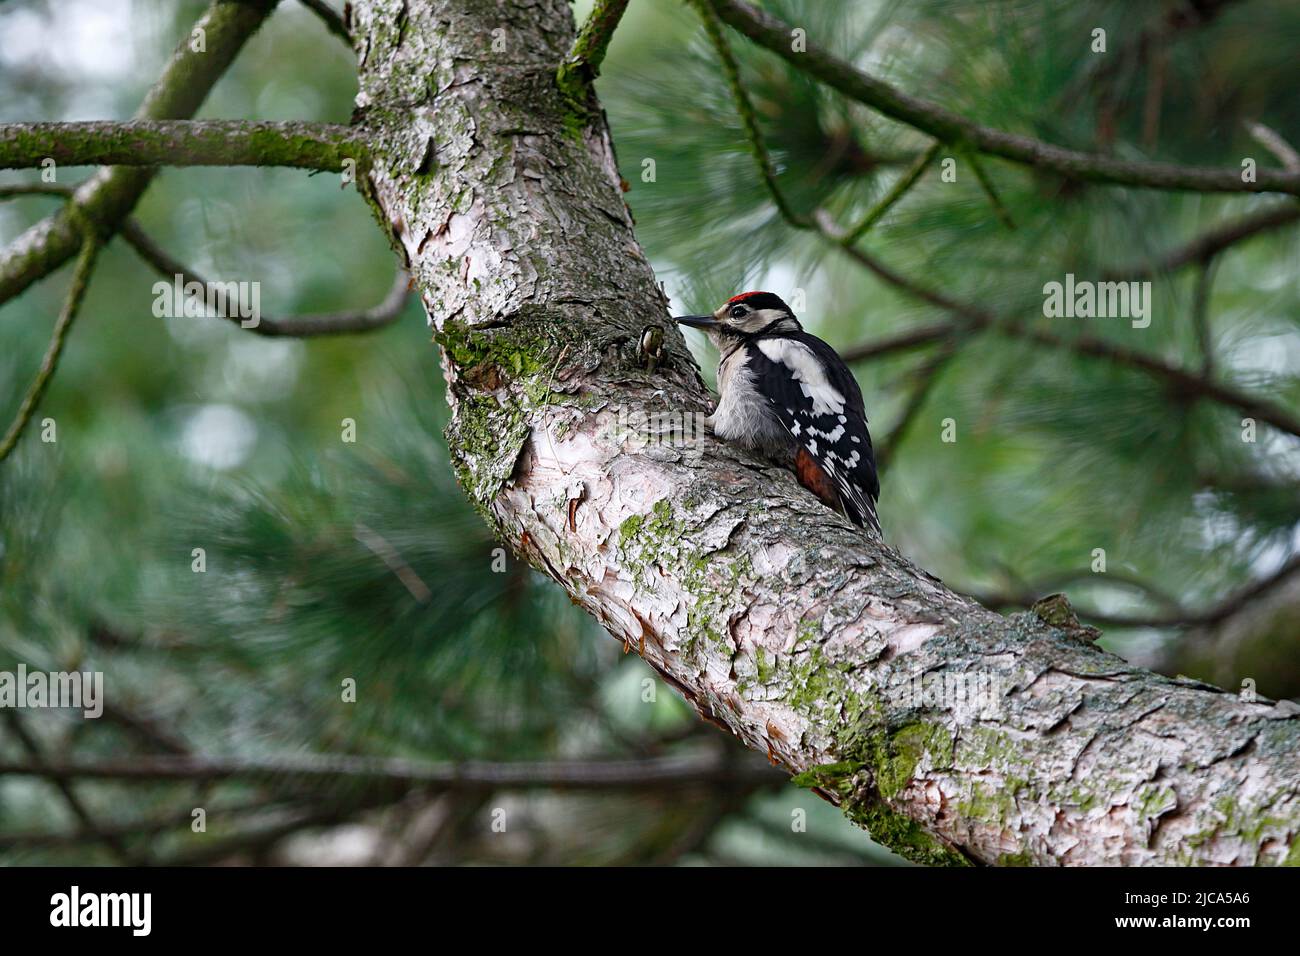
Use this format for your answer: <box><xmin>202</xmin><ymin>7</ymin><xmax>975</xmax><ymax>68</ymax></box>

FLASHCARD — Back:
<box><xmin>711</xmin><ymin>346</ymin><xmax>789</xmax><ymax>455</ymax></box>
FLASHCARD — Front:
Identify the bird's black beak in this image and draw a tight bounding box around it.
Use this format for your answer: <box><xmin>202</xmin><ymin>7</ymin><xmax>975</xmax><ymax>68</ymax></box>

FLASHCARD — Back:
<box><xmin>674</xmin><ymin>314</ymin><xmax>719</xmax><ymax>329</ymax></box>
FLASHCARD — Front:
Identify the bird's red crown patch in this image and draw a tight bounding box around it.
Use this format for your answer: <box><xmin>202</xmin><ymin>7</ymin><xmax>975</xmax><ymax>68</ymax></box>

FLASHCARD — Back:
<box><xmin>727</xmin><ymin>290</ymin><xmax>769</xmax><ymax>303</ymax></box>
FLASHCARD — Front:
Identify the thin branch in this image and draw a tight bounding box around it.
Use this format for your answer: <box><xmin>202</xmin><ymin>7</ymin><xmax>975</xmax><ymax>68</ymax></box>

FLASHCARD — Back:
<box><xmin>297</xmin><ymin>0</ymin><xmax>350</xmax><ymax>44</ymax></box>
<box><xmin>1247</xmin><ymin>121</ymin><xmax>1300</xmax><ymax>173</ymax></box>
<box><xmin>963</xmin><ymin>146</ymin><xmax>1015</xmax><ymax>230</ymax></box>
<box><xmin>824</xmin><ymin>231</ymin><xmax>991</xmax><ymax>322</ymax></box>
<box><xmin>144</xmin><ymin>803</ymin><xmax>371</xmax><ymax>866</ymax></box>
<box><xmin>874</xmin><ymin>343</ymin><xmax>957</xmax><ymax>471</ymax></box>
<box><xmin>120</xmin><ymin>221</ymin><xmax>410</xmax><ymax>336</ymax></box>
<box><xmin>98</xmin><ymin>701</ymin><xmax>194</xmax><ymax>756</ymax></box>
<box><xmin>0</xmin><ymin>750</ymin><xmax>787</xmax><ymax>790</ymax></box>
<box><xmin>1008</xmin><ymin>322</ymin><xmax>1300</xmax><ymax>440</ymax></box>
<box><xmin>822</xmin><ymin>228</ymin><xmax>1300</xmax><ymax>441</ymax></box>
<box><xmin>709</xmin><ymin>0</ymin><xmax>1300</xmax><ymax>196</ymax></box>
<box><xmin>841</xmin><ymin>140</ymin><xmax>941</xmax><ymax>244</ymax></box>
<box><xmin>838</xmin><ymin>288</ymin><xmax>1300</xmax><ymax>442</ymax></box>
<box><xmin>971</xmin><ymin>568</ymin><xmax>1185</xmax><ymax>616</ymax></box>
<box><xmin>1191</xmin><ymin>258</ymin><xmax>1217</xmax><ymax>377</ymax></box>
<box><xmin>1024</xmin><ymin>569</ymin><xmax>1185</xmax><ymax>613</ymax></box>
<box><xmin>1</xmin><ymin>183</ymin><xmax>411</xmax><ymax>336</ymax></box>
<box><xmin>1</xmin><ymin>711</ymin><xmax>137</xmax><ymax>864</ymax></box>
<box><xmin>0</xmin><ymin>0</ymin><xmax>279</xmax><ymax>307</ymax></box>
<box><xmin>0</xmin><ymin>230</ymin><xmax>99</xmax><ymax>464</ymax></box>
<box><xmin>839</xmin><ymin>321</ymin><xmax>955</xmax><ymax>363</ymax></box>
<box><xmin>972</xmin><ymin>554</ymin><xmax>1300</xmax><ymax>631</ymax></box>
<box><xmin>0</xmin><ymin>797</ymin><xmax>281</xmax><ymax>851</ymax></box>
<box><xmin>1103</xmin><ymin>203</ymin><xmax>1300</xmax><ymax>281</ymax></box>
<box><xmin>1090</xmin><ymin>554</ymin><xmax>1300</xmax><ymax>629</ymax></box>
<box><xmin>354</xmin><ymin>521</ymin><xmax>432</xmax><ymax>602</ymax></box>
<box><xmin>1197</xmin><ymin>468</ymin><xmax>1300</xmax><ymax>499</ymax></box>
<box><xmin>692</xmin><ymin>0</ymin><xmax>811</xmax><ymax>227</ymax></box>
<box><xmin>558</xmin><ymin>0</ymin><xmax>631</xmax><ymax>94</ymax></box>
<box><xmin>0</xmin><ymin>120</ymin><xmax>364</xmax><ymax>172</ymax></box>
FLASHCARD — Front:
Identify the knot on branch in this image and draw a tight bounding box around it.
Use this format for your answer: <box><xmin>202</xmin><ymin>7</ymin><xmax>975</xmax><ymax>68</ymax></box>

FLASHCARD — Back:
<box><xmin>1032</xmin><ymin>593</ymin><xmax>1101</xmax><ymax>643</ymax></box>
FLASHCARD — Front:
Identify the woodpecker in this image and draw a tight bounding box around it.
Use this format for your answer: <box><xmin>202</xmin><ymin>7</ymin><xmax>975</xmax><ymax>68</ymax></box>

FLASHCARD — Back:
<box><xmin>675</xmin><ymin>291</ymin><xmax>881</xmax><ymax>535</ymax></box>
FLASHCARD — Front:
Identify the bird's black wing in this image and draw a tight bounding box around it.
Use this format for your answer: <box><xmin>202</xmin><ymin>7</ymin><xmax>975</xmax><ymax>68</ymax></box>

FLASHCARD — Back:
<box><xmin>746</xmin><ymin>333</ymin><xmax>881</xmax><ymax>531</ymax></box>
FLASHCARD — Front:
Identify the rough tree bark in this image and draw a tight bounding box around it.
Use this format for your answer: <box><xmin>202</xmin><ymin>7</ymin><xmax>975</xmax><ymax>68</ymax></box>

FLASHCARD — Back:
<box><xmin>348</xmin><ymin>0</ymin><xmax>1300</xmax><ymax>865</ymax></box>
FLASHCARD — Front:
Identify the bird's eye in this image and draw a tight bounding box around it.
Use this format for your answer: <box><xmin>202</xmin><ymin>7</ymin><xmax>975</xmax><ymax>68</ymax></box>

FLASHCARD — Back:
<box><xmin>729</xmin><ymin>305</ymin><xmax>748</xmax><ymax>319</ymax></box>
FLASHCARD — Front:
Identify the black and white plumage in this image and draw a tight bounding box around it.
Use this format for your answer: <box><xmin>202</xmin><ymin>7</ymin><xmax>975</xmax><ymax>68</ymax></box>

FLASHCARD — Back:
<box><xmin>675</xmin><ymin>291</ymin><xmax>881</xmax><ymax>535</ymax></box>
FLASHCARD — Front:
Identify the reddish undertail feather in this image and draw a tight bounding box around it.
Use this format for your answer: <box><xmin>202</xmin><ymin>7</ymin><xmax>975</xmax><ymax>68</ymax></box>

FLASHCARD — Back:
<box><xmin>795</xmin><ymin>447</ymin><xmax>842</xmax><ymax>510</ymax></box>
<box><xmin>795</xmin><ymin>447</ymin><xmax>883</xmax><ymax>536</ymax></box>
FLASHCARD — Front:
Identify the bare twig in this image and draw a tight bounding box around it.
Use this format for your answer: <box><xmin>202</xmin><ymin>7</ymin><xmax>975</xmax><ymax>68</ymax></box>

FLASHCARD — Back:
<box><xmin>1247</xmin><ymin>121</ymin><xmax>1300</xmax><ymax>173</ymax></box>
<box><xmin>120</xmin><ymin>222</ymin><xmax>410</xmax><ymax>336</ymax></box>
<box><xmin>1103</xmin><ymin>203</ymin><xmax>1300</xmax><ymax>280</ymax></box>
<box><xmin>297</xmin><ymin>0</ymin><xmax>350</xmax><ymax>44</ymax></box>
<box><xmin>0</xmin><ymin>230</ymin><xmax>99</xmax><ymax>464</ymax></box>
<box><xmin>557</xmin><ymin>0</ymin><xmax>632</xmax><ymax>102</ymax></box>
<box><xmin>841</xmin><ymin>140</ymin><xmax>942</xmax><ymax>244</ymax></box>
<box><xmin>1</xmin><ymin>184</ymin><xmax>410</xmax><ymax>336</ymax></box>
<box><xmin>874</xmin><ymin>343</ymin><xmax>957</xmax><ymax>471</ymax></box>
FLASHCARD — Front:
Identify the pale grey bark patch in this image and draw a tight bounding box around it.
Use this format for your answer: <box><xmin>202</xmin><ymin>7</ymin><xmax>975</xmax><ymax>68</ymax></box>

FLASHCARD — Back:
<box><xmin>351</xmin><ymin>0</ymin><xmax>1300</xmax><ymax>865</ymax></box>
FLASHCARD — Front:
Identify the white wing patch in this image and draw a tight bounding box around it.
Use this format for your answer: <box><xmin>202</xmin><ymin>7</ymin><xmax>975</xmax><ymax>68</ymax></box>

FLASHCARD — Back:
<box><xmin>756</xmin><ymin>339</ymin><xmax>845</xmax><ymax>416</ymax></box>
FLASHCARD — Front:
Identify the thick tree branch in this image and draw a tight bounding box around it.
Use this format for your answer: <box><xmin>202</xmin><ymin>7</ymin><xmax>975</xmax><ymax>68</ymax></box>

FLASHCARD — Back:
<box><xmin>349</xmin><ymin>0</ymin><xmax>1300</xmax><ymax>865</ymax></box>
<box><xmin>709</xmin><ymin>0</ymin><xmax>1300</xmax><ymax>196</ymax></box>
<box><xmin>0</xmin><ymin>0</ymin><xmax>278</xmax><ymax>307</ymax></box>
<box><xmin>0</xmin><ymin>120</ymin><xmax>364</xmax><ymax>172</ymax></box>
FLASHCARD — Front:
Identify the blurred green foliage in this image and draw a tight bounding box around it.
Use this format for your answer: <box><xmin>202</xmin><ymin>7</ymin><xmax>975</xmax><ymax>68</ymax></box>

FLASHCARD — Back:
<box><xmin>1</xmin><ymin>0</ymin><xmax>1297</xmax><ymax>864</ymax></box>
